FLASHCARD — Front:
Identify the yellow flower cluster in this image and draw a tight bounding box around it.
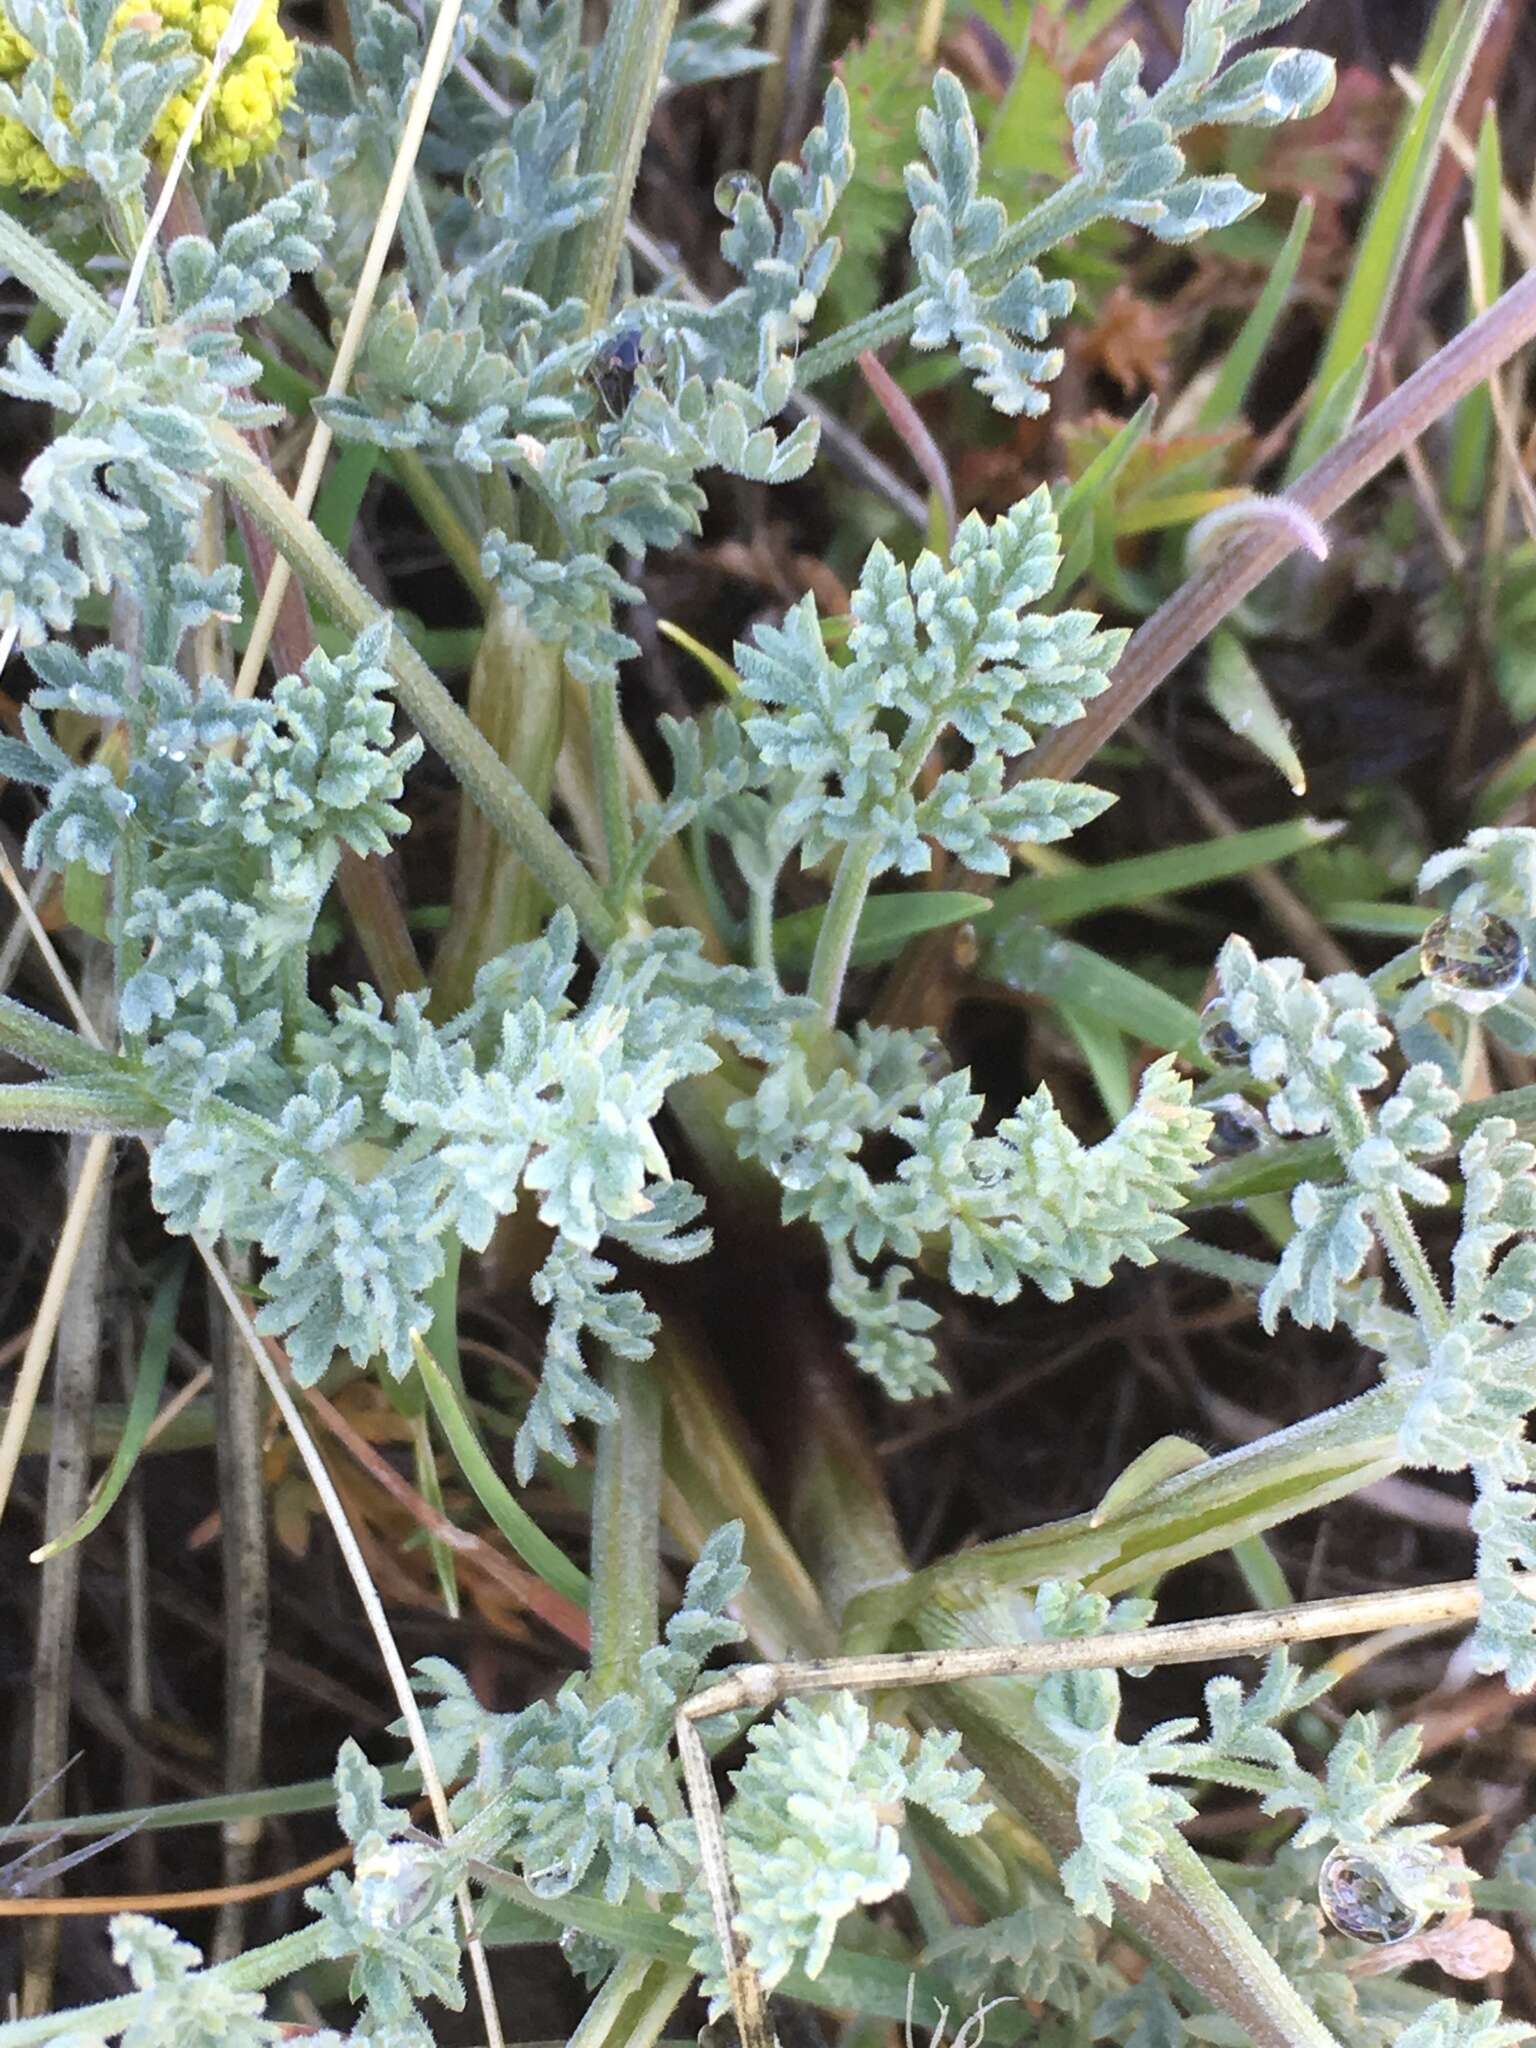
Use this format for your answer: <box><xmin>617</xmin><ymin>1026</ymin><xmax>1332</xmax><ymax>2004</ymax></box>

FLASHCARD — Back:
<box><xmin>0</xmin><ymin>0</ymin><xmax>296</xmax><ymax>192</ymax></box>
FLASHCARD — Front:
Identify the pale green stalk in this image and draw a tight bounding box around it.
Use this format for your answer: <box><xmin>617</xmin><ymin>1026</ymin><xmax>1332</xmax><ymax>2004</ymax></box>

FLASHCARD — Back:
<box><xmin>561</xmin><ymin>0</ymin><xmax>684</xmax><ymax>327</ymax></box>
<box><xmin>807</xmin><ymin>711</ymin><xmax>946</xmax><ymax>1022</ymax></box>
<box><xmin>556</xmin><ymin>0</ymin><xmax>681</xmax><ymax>896</ymax></box>
<box><xmin>1155</xmin><ymin>1835</ymin><xmax>1342</xmax><ymax>2048</ymax></box>
<box><xmin>590</xmin><ymin>1355</ymin><xmax>664</xmax><ymax>1702</ymax></box>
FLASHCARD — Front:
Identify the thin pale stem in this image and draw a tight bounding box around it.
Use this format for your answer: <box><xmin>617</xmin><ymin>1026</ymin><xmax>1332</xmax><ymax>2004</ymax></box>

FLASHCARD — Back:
<box><xmin>1327</xmin><ymin>1087</ymin><xmax>1450</xmax><ymax>1339</ymax></box>
<box><xmin>796</xmin><ymin>179</ymin><xmax>1104</xmax><ymax>389</ymax></box>
<box><xmin>673</xmin><ymin>1708</ymin><xmax>774</xmax><ymax>2048</ymax></box>
<box><xmin>232</xmin><ymin>0</ymin><xmax>469</xmax><ymax>699</ymax></box>
<box><xmin>682</xmin><ymin>1577</ymin><xmax>1484</xmax><ymax>1724</ymax></box>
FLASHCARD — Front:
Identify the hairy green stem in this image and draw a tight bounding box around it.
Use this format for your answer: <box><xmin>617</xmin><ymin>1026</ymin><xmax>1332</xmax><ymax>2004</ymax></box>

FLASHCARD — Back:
<box><xmin>430</xmin><ymin>607</ymin><xmax>566</xmax><ymax>1016</ymax></box>
<box><xmin>1155</xmin><ymin>1835</ymin><xmax>1341</xmax><ymax>2048</ymax></box>
<box><xmin>805</xmin><ymin>834</ymin><xmax>879</xmax><ymax>1023</ymax></box>
<box><xmin>845</xmin><ymin>1384</ymin><xmax>1406</xmax><ymax>1649</ymax></box>
<box><xmin>568</xmin><ymin>1951</ymin><xmax>658</xmax><ymax>2048</ymax></box>
<box><xmin>0</xmin><ymin>996</ymin><xmax>127</xmax><ymax>1078</ymax></box>
<box><xmin>808</xmin><ymin>711</ymin><xmax>946</xmax><ymax>1022</ymax></box>
<box><xmin>590</xmin><ymin>672</ymin><xmax>635</xmax><ymax>891</ymax></box>
<box><xmin>561</xmin><ymin>0</ymin><xmax>683</xmax><ymax>324</ymax></box>
<box><xmin>0</xmin><ymin>1080</ymin><xmax>161</xmax><ymax>1135</ymax></box>
<box><xmin>590</xmin><ymin>1355</ymin><xmax>663</xmax><ymax>1701</ymax></box>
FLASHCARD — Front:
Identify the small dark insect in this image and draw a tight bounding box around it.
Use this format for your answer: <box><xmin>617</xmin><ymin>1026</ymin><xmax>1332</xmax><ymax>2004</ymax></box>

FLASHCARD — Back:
<box><xmin>1197</xmin><ymin>999</ymin><xmax>1246</xmax><ymax>1069</ymax></box>
<box><xmin>588</xmin><ymin>327</ymin><xmax>650</xmax><ymax>418</ymax></box>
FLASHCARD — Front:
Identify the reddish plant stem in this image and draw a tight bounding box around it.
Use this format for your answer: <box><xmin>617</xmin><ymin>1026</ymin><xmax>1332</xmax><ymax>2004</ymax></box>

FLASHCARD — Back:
<box><xmin>1027</xmin><ymin>263</ymin><xmax>1536</xmax><ymax>788</ymax></box>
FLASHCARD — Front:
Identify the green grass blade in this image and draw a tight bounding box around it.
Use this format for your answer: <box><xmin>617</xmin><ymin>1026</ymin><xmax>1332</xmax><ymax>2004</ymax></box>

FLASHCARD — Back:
<box><xmin>1191</xmin><ymin>1079</ymin><xmax>1536</xmax><ymax>1208</ymax></box>
<box><xmin>984</xmin><ymin>921</ymin><xmax>1203</xmax><ymax>1057</ymax></box>
<box><xmin>774</xmin><ymin>889</ymin><xmax>991</xmax><ymax>974</ymax></box>
<box><xmin>1447</xmin><ymin>104</ymin><xmax>1504</xmax><ymax>515</ymax></box>
<box><xmin>29</xmin><ymin>1254</ymin><xmax>186</xmax><ymax>1564</ymax></box>
<box><xmin>313</xmin><ymin>442</ymin><xmax>379</xmax><ymax>558</ymax></box>
<box><xmin>987</xmin><ymin>816</ymin><xmax>1338</xmax><ymax>928</ymax></box>
<box><xmin>656</xmin><ymin>618</ymin><xmax>743</xmax><ymax>700</ymax></box>
<box><xmin>412</xmin><ymin>1331</ymin><xmax>592</xmax><ymax>1611</ymax></box>
<box><xmin>1322</xmin><ymin>901</ymin><xmax>1433</xmax><ymax>937</ymax></box>
<box><xmin>1203</xmin><ymin>631</ymin><xmax>1307</xmax><ymax>796</ymax></box>
<box><xmin>1199</xmin><ymin>198</ymin><xmax>1314</xmax><ymax>429</ymax></box>
<box><xmin>1055</xmin><ymin>394</ymin><xmax>1157</xmax><ymax>592</ymax></box>
<box><xmin>1058</xmin><ymin>1001</ymin><xmax>1131</xmax><ymax>1120</ymax></box>
<box><xmin>1286</xmin><ymin>0</ymin><xmax>1500</xmax><ymax>480</ymax></box>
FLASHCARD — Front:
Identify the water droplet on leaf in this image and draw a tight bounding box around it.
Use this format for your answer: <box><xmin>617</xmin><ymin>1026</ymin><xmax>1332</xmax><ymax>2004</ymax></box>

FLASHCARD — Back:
<box><xmin>714</xmin><ymin>170</ymin><xmax>762</xmax><ymax>217</ymax></box>
<box><xmin>1420</xmin><ymin>910</ymin><xmax>1526</xmax><ymax>1010</ymax></box>
<box><xmin>1206</xmin><ymin>1094</ymin><xmax>1266</xmax><ymax>1158</ymax></box>
<box><xmin>1318</xmin><ymin>1845</ymin><xmax>1429</xmax><ymax>1945</ymax></box>
<box><xmin>528</xmin><ymin>1860</ymin><xmax>574</xmax><ymax>1898</ymax></box>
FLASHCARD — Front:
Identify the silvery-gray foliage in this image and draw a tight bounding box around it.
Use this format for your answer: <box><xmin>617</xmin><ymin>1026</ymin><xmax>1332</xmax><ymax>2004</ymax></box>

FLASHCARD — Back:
<box><xmin>413</xmin><ymin>1526</ymin><xmax>747</xmax><ymax>1909</ymax></box>
<box><xmin>1206</xmin><ymin>898</ymin><xmax>1536</xmax><ymax>1689</ymax></box>
<box><xmin>671</xmin><ymin>1690</ymin><xmax>989</xmax><ymax>2011</ymax></box>
<box><xmin>4</xmin><ymin>2</ymin><xmax>1482</xmax><ymax>2042</ymax></box>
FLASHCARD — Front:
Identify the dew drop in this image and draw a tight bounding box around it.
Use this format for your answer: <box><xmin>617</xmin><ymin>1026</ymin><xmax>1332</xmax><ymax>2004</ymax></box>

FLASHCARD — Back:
<box><xmin>1197</xmin><ymin>1000</ymin><xmax>1246</xmax><ymax>1068</ymax></box>
<box><xmin>1419</xmin><ymin>910</ymin><xmax>1527</xmax><ymax>1010</ymax></box>
<box><xmin>527</xmin><ymin>1860</ymin><xmax>574</xmax><ymax>1898</ymax></box>
<box><xmin>1318</xmin><ymin>1845</ymin><xmax>1428</xmax><ymax>1946</ymax></box>
<box><xmin>714</xmin><ymin>170</ymin><xmax>762</xmax><ymax>217</ymax></box>
<box><xmin>1206</xmin><ymin>1093</ymin><xmax>1266</xmax><ymax>1159</ymax></box>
